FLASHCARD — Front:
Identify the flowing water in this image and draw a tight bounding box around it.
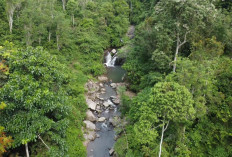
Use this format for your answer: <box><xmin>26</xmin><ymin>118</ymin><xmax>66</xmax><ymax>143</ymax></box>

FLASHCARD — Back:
<box><xmin>87</xmin><ymin>52</ymin><xmax>126</xmax><ymax>157</ymax></box>
<box><xmin>105</xmin><ymin>52</ymin><xmax>117</xmax><ymax>67</ymax></box>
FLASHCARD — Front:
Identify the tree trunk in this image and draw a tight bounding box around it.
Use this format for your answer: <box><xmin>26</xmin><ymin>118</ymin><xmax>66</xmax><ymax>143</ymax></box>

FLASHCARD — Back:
<box><xmin>6</xmin><ymin>2</ymin><xmax>21</xmax><ymax>34</ymax></box>
<box><xmin>26</xmin><ymin>31</ymin><xmax>31</xmax><ymax>46</ymax></box>
<box><xmin>38</xmin><ymin>135</ymin><xmax>50</xmax><ymax>150</ymax></box>
<box><xmin>159</xmin><ymin>121</ymin><xmax>169</xmax><ymax>157</ymax></box>
<box><xmin>25</xmin><ymin>143</ymin><xmax>30</xmax><ymax>157</ymax></box>
<box><xmin>56</xmin><ymin>34</ymin><xmax>60</xmax><ymax>51</ymax></box>
<box><xmin>129</xmin><ymin>0</ymin><xmax>133</xmax><ymax>22</ymax></box>
<box><xmin>72</xmin><ymin>14</ymin><xmax>75</xmax><ymax>27</ymax></box>
<box><xmin>62</xmin><ymin>0</ymin><xmax>66</xmax><ymax>10</ymax></box>
<box><xmin>173</xmin><ymin>39</ymin><xmax>179</xmax><ymax>72</ymax></box>
<box><xmin>182</xmin><ymin>126</ymin><xmax>186</xmax><ymax>141</ymax></box>
<box><xmin>25</xmin><ymin>24</ymin><xmax>32</xmax><ymax>46</ymax></box>
<box><xmin>173</xmin><ymin>32</ymin><xmax>188</xmax><ymax>72</ymax></box>
<box><xmin>177</xmin><ymin>124</ymin><xmax>186</xmax><ymax>142</ymax></box>
<box><xmin>8</xmin><ymin>12</ymin><xmax>13</xmax><ymax>33</ymax></box>
<box><xmin>48</xmin><ymin>31</ymin><xmax>51</xmax><ymax>42</ymax></box>
<box><xmin>39</xmin><ymin>36</ymin><xmax>41</xmax><ymax>45</ymax></box>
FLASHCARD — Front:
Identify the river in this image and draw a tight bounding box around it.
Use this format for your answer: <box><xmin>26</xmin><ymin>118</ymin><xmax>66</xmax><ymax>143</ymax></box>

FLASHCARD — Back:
<box><xmin>87</xmin><ymin>57</ymin><xmax>126</xmax><ymax>157</ymax></box>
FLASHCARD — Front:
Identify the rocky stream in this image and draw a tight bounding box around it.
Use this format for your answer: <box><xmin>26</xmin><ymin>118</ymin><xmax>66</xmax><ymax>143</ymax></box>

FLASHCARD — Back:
<box><xmin>83</xmin><ymin>26</ymin><xmax>135</xmax><ymax>157</ymax></box>
<box><xmin>83</xmin><ymin>54</ymin><xmax>127</xmax><ymax>157</ymax></box>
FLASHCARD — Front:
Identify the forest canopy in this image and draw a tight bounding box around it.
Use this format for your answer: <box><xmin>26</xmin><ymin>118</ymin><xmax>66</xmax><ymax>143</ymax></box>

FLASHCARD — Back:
<box><xmin>0</xmin><ymin>0</ymin><xmax>232</xmax><ymax>156</ymax></box>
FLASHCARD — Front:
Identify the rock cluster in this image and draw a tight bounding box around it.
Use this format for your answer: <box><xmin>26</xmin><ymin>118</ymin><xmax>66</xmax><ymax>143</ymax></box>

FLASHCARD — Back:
<box><xmin>83</xmin><ymin>76</ymin><xmax>122</xmax><ymax>146</ymax></box>
<box><xmin>83</xmin><ymin>75</ymin><xmax>135</xmax><ymax>154</ymax></box>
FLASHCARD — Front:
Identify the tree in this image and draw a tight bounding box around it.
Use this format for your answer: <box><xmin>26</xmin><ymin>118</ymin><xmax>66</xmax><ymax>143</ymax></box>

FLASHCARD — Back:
<box><xmin>0</xmin><ymin>46</ymin><xmax>70</xmax><ymax>156</ymax></box>
<box><xmin>67</xmin><ymin>0</ymin><xmax>79</xmax><ymax>27</ymax></box>
<box><xmin>152</xmin><ymin>0</ymin><xmax>221</xmax><ymax>72</ymax></box>
<box><xmin>62</xmin><ymin>0</ymin><xmax>66</xmax><ymax>11</ymax></box>
<box><xmin>166</xmin><ymin>37</ymin><xmax>224</xmax><ymax>117</ymax></box>
<box><xmin>127</xmin><ymin>82</ymin><xmax>195</xmax><ymax>156</ymax></box>
<box><xmin>54</xmin><ymin>12</ymin><xmax>70</xmax><ymax>51</ymax></box>
<box><xmin>5</xmin><ymin>0</ymin><xmax>23</xmax><ymax>33</ymax></box>
<box><xmin>0</xmin><ymin>102</ymin><xmax>12</xmax><ymax>156</ymax></box>
<box><xmin>150</xmin><ymin>82</ymin><xmax>195</xmax><ymax>157</ymax></box>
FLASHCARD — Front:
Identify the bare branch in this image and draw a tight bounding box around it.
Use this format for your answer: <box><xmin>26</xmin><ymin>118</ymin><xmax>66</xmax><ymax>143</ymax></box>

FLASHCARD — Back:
<box><xmin>164</xmin><ymin>121</ymin><xmax>169</xmax><ymax>131</ymax></box>
<box><xmin>179</xmin><ymin>31</ymin><xmax>190</xmax><ymax>48</ymax></box>
<box><xmin>38</xmin><ymin>135</ymin><xmax>50</xmax><ymax>150</ymax></box>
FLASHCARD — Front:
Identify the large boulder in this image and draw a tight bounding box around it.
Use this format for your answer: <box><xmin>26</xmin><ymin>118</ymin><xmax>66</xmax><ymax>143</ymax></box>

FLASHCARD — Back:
<box><xmin>109</xmin><ymin>116</ymin><xmax>120</xmax><ymax>127</ymax></box>
<box><xmin>103</xmin><ymin>101</ymin><xmax>110</xmax><ymax>108</ymax></box>
<box><xmin>112</xmin><ymin>98</ymin><xmax>120</xmax><ymax>105</ymax></box>
<box><xmin>98</xmin><ymin>76</ymin><xmax>108</xmax><ymax>82</ymax></box>
<box><xmin>110</xmin><ymin>83</ymin><xmax>117</xmax><ymax>89</ymax></box>
<box><xmin>83</xmin><ymin>131</ymin><xmax>96</xmax><ymax>141</ymax></box>
<box><xmin>99</xmin><ymin>83</ymin><xmax>104</xmax><ymax>88</ymax></box>
<box><xmin>109</xmin><ymin>148</ymin><xmax>114</xmax><ymax>156</ymax></box>
<box><xmin>86</xmin><ymin>98</ymin><xmax>97</xmax><ymax>110</ymax></box>
<box><xmin>87</xmin><ymin>131</ymin><xmax>96</xmax><ymax>141</ymax></box>
<box><xmin>84</xmin><ymin>120</ymin><xmax>96</xmax><ymax>130</ymax></box>
<box><xmin>101</xmin><ymin>88</ymin><xmax>106</xmax><ymax>92</ymax></box>
<box><xmin>98</xmin><ymin>117</ymin><xmax>106</xmax><ymax>122</ymax></box>
<box><xmin>86</xmin><ymin>110</ymin><xmax>97</xmax><ymax>122</ymax></box>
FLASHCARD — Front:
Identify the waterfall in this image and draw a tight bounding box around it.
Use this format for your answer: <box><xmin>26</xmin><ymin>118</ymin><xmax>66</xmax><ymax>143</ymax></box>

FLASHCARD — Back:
<box><xmin>105</xmin><ymin>52</ymin><xmax>117</xmax><ymax>67</ymax></box>
<box><xmin>111</xmin><ymin>56</ymin><xmax>117</xmax><ymax>66</ymax></box>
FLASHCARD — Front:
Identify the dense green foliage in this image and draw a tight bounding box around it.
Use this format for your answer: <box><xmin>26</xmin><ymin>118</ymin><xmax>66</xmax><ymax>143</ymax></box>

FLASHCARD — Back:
<box><xmin>116</xmin><ymin>0</ymin><xmax>232</xmax><ymax>156</ymax></box>
<box><xmin>0</xmin><ymin>0</ymin><xmax>130</xmax><ymax>156</ymax></box>
<box><xmin>0</xmin><ymin>0</ymin><xmax>232</xmax><ymax>156</ymax></box>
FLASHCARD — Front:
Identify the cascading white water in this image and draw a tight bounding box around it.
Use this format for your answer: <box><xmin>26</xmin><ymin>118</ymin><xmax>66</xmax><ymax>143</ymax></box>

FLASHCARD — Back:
<box><xmin>110</xmin><ymin>56</ymin><xmax>117</xmax><ymax>66</ymax></box>
<box><xmin>105</xmin><ymin>52</ymin><xmax>117</xmax><ymax>67</ymax></box>
<box><xmin>107</xmin><ymin>99</ymin><xmax>115</xmax><ymax>107</ymax></box>
<box><xmin>101</xmin><ymin>123</ymin><xmax>108</xmax><ymax>129</ymax></box>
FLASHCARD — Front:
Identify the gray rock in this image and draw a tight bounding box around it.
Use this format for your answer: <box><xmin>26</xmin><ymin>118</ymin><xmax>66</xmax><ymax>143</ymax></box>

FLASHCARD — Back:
<box><xmin>109</xmin><ymin>116</ymin><xmax>120</xmax><ymax>127</ymax></box>
<box><xmin>84</xmin><ymin>120</ymin><xmax>96</xmax><ymax>130</ymax></box>
<box><xmin>101</xmin><ymin>88</ymin><xmax>106</xmax><ymax>92</ymax></box>
<box><xmin>98</xmin><ymin>76</ymin><xmax>108</xmax><ymax>82</ymax></box>
<box><xmin>109</xmin><ymin>148</ymin><xmax>114</xmax><ymax>156</ymax></box>
<box><xmin>96</xmin><ymin>109</ymin><xmax>102</xmax><ymax>113</ymax></box>
<box><xmin>96</xmin><ymin>105</ymin><xmax>101</xmax><ymax>110</ymax></box>
<box><xmin>114</xmin><ymin>135</ymin><xmax>119</xmax><ymax>141</ymax></box>
<box><xmin>103</xmin><ymin>101</ymin><xmax>110</xmax><ymax>108</ymax></box>
<box><xmin>110</xmin><ymin>96</ymin><xmax>117</xmax><ymax>99</ymax></box>
<box><xmin>111</xmin><ymin>49</ymin><xmax>117</xmax><ymax>54</ymax></box>
<box><xmin>99</xmin><ymin>83</ymin><xmax>104</xmax><ymax>88</ymax></box>
<box><xmin>98</xmin><ymin>117</ymin><xmax>106</xmax><ymax>122</ymax></box>
<box><xmin>112</xmin><ymin>98</ymin><xmax>120</xmax><ymax>105</ymax></box>
<box><xmin>86</xmin><ymin>110</ymin><xmax>96</xmax><ymax>122</ymax></box>
<box><xmin>87</xmin><ymin>131</ymin><xmax>96</xmax><ymax>141</ymax></box>
<box><xmin>110</xmin><ymin>83</ymin><xmax>117</xmax><ymax>88</ymax></box>
<box><xmin>86</xmin><ymin>98</ymin><xmax>97</xmax><ymax>110</ymax></box>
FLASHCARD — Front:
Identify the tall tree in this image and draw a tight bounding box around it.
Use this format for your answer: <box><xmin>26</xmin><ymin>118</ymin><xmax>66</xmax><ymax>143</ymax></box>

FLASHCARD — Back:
<box><xmin>0</xmin><ymin>46</ymin><xmax>70</xmax><ymax>156</ymax></box>
<box><xmin>150</xmin><ymin>82</ymin><xmax>195</xmax><ymax>157</ymax></box>
<box><xmin>152</xmin><ymin>0</ymin><xmax>220</xmax><ymax>72</ymax></box>
<box><xmin>6</xmin><ymin>0</ymin><xmax>23</xmax><ymax>33</ymax></box>
<box><xmin>67</xmin><ymin>0</ymin><xmax>79</xmax><ymax>27</ymax></box>
<box><xmin>62</xmin><ymin>0</ymin><xmax>66</xmax><ymax>11</ymax></box>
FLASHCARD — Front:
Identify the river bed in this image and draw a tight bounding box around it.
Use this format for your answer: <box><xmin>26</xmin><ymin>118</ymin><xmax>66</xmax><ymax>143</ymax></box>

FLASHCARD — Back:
<box><xmin>87</xmin><ymin>66</ymin><xmax>126</xmax><ymax>157</ymax></box>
